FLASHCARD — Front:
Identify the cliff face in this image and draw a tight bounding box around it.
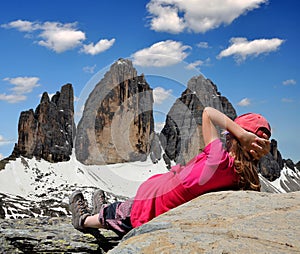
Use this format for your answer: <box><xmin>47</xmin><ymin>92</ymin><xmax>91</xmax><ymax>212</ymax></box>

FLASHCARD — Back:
<box><xmin>258</xmin><ymin>139</ymin><xmax>283</xmax><ymax>181</ymax></box>
<box><xmin>75</xmin><ymin>59</ymin><xmax>154</xmax><ymax>164</ymax></box>
<box><xmin>11</xmin><ymin>84</ymin><xmax>75</xmax><ymax>162</ymax></box>
<box><xmin>160</xmin><ymin>75</ymin><xmax>237</xmax><ymax>166</ymax></box>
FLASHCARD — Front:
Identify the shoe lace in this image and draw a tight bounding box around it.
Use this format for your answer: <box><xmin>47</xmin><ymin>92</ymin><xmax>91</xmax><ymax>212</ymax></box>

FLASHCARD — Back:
<box><xmin>77</xmin><ymin>199</ymin><xmax>89</xmax><ymax>215</ymax></box>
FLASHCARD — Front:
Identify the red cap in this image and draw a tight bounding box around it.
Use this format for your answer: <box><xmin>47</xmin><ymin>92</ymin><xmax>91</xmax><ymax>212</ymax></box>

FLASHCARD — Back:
<box><xmin>234</xmin><ymin>113</ymin><xmax>271</xmax><ymax>138</ymax></box>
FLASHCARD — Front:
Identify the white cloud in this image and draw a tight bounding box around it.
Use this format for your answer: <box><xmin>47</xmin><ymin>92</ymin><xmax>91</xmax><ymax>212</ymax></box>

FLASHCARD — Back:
<box><xmin>37</xmin><ymin>22</ymin><xmax>86</xmax><ymax>53</ymax></box>
<box><xmin>0</xmin><ymin>93</ymin><xmax>27</xmax><ymax>103</ymax></box>
<box><xmin>237</xmin><ymin>98</ymin><xmax>251</xmax><ymax>107</ymax></box>
<box><xmin>186</xmin><ymin>60</ymin><xmax>204</xmax><ymax>70</ymax></box>
<box><xmin>146</xmin><ymin>1</ymin><xmax>185</xmax><ymax>34</ymax></box>
<box><xmin>0</xmin><ymin>153</ymin><xmax>3</xmax><ymax>160</ymax></box>
<box><xmin>0</xmin><ymin>76</ymin><xmax>40</xmax><ymax>103</ymax></box>
<box><xmin>2</xmin><ymin>19</ymin><xmax>37</xmax><ymax>32</ymax></box>
<box><xmin>3</xmin><ymin>20</ymin><xmax>114</xmax><ymax>54</ymax></box>
<box><xmin>153</xmin><ymin>87</ymin><xmax>173</xmax><ymax>105</ymax></box>
<box><xmin>81</xmin><ymin>38</ymin><xmax>115</xmax><ymax>55</ymax></box>
<box><xmin>217</xmin><ymin>37</ymin><xmax>284</xmax><ymax>63</ymax></box>
<box><xmin>283</xmin><ymin>79</ymin><xmax>296</xmax><ymax>86</ymax></box>
<box><xmin>146</xmin><ymin>0</ymin><xmax>268</xmax><ymax>33</ymax></box>
<box><xmin>132</xmin><ymin>40</ymin><xmax>191</xmax><ymax>67</ymax></box>
<box><xmin>4</xmin><ymin>76</ymin><xmax>40</xmax><ymax>94</ymax></box>
<box><xmin>3</xmin><ymin>20</ymin><xmax>86</xmax><ymax>53</ymax></box>
<box><xmin>197</xmin><ymin>42</ymin><xmax>209</xmax><ymax>48</ymax></box>
<box><xmin>83</xmin><ymin>64</ymin><xmax>97</xmax><ymax>74</ymax></box>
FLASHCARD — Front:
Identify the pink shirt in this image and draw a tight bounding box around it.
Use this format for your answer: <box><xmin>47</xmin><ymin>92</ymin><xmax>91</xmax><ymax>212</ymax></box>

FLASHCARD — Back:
<box><xmin>130</xmin><ymin>139</ymin><xmax>239</xmax><ymax>228</ymax></box>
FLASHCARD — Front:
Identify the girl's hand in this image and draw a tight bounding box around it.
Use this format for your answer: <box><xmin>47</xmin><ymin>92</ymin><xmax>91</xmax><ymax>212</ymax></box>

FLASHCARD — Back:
<box><xmin>240</xmin><ymin>131</ymin><xmax>271</xmax><ymax>160</ymax></box>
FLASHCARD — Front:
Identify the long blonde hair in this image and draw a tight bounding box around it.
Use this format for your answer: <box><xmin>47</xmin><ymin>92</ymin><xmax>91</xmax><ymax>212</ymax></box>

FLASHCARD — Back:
<box><xmin>226</xmin><ymin>135</ymin><xmax>261</xmax><ymax>191</ymax></box>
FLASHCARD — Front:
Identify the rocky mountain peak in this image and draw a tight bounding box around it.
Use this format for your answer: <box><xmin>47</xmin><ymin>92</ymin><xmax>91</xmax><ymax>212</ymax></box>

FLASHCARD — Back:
<box><xmin>75</xmin><ymin>59</ymin><xmax>154</xmax><ymax>165</ymax></box>
<box><xmin>10</xmin><ymin>84</ymin><xmax>75</xmax><ymax>162</ymax></box>
<box><xmin>40</xmin><ymin>92</ymin><xmax>50</xmax><ymax>104</ymax></box>
<box><xmin>160</xmin><ymin>74</ymin><xmax>237</xmax><ymax>166</ymax></box>
<box><xmin>187</xmin><ymin>75</ymin><xmax>236</xmax><ymax>120</ymax></box>
<box><xmin>105</xmin><ymin>58</ymin><xmax>138</xmax><ymax>86</ymax></box>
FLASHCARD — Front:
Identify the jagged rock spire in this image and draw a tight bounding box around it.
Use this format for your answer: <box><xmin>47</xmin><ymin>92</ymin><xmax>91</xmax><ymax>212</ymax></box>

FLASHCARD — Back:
<box><xmin>75</xmin><ymin>59</ymin><xmax>154</xmax><ymax>164</ymax></box>
<box><xmin>10</xmin><ymin>84</ymin><xmax>75</xmax><ymax>162</ymax></box>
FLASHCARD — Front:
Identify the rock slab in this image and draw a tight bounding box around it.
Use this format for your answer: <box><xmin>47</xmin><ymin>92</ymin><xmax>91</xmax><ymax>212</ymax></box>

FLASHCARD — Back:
<box><xmin>110</xmin><ymin>191</ymin><xmax>300</xmax><ymax>254</ymax></box>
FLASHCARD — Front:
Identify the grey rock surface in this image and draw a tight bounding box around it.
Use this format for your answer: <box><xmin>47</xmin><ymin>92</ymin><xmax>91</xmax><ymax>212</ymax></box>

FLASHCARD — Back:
<box><xmin>0</xmin><ymin>217</ymin><xmax>120</xmax><ymax>253</ymax></box>
<box><xmin>110</xmin><ymin>191</ymin><xmax>300</xmax><ymax>254</ymax></box>
<box><xmin>160</xmin><ymin>74</ymin><xmax>237</xmax><ymax>166</ymax></box>
<box><xmin>258</xmin><ymin>139</ymin><xmax>284</xmax><ymax>181</ymax></box>
<box><xmin>75</xmin><ymin>59</ymin><xmax>154</xmax><ymax>165</ymax></box>
<box><xmin>10</xmin><ymin>84</ymin><xmax>75</xmax><ymax>162</ymax></box>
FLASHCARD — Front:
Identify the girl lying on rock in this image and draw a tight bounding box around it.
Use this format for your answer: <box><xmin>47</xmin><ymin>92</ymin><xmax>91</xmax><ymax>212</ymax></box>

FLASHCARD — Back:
<box><xmin>69</xmin><ymin>107</ymin><xmax>271</xmax><ymax>237</ymax></box>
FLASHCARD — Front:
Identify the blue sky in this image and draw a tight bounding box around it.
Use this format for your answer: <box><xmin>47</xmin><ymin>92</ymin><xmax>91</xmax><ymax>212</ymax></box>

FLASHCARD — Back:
<box><xmin>0</xmin><ymin>0</ymin><xmax>299</xmax><ymax>162</ymax></box>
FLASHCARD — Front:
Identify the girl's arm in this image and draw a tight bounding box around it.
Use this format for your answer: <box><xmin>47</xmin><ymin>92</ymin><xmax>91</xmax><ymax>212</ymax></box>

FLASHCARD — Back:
<box><xmin>202</xmin><ymin>107</ymin><xmax>270</xmax><ymax>159</ymax></box>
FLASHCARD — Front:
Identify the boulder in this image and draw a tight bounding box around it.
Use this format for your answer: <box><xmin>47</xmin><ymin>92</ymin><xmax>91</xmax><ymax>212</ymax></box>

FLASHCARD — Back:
<box><xmin>111</xmin><ymin>191</ymin><xmax>300</xmax><ymax>253</ymax></box>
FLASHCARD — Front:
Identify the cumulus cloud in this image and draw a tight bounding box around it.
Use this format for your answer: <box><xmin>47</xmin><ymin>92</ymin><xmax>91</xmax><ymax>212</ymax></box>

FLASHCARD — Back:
<box><xmin>2</xmin><ymin>19</ymin><xmax>37</xmax><ymax>32</ymax></box>
<box><xmin>0</xmin><ymin>153</ymin><xmax>3</xmax><ymax>159</ymax></box>
<box><xmin>3</xmin><ymin>20</ymin><xmax>85</xmax><ymax>53</ymax></box>
<box><xmin>146</xmin><ymin>0</ymin><xmax>268</xmax><ymax>33</ymax></box>
<box><xmin>237</xmin><ymin>98</ymin><xmax>251</xmax><ymax>107</ymax></box>
<box><xmin>37</xmin><ymin>22</ymin><xmax>86</xmax><ymax>53</ymax></box>
<box><xmin>2</xmin><ymin>19</ymin><xmax>114</xmax><ymax>54</ymax></box>
<box><xmin>146</xmin><ymin>1</ymin><xmax>185</xmax><ymax>33</ymax></box>
<box><xmin>81</xmin><ymin>38</ymin><xmax>115</xmax><ymax>55</ymax></box>
<box><xmin>0</xmin><ymin>76</ymin><xmax>40</xmax><ymax>103</ymax></box>
<box><xmin>153</xmin><ymin>87</ymin><xmax>173</xmax><ymax>105</ymax></box>
<box><xmin>217</xmin><ymin>37</ymin><xmax>284</xmax><ymax>63</ymax></box>
<box><xmin>283</xmin><ymin>79</ymin><xmax>296</xmax><ymax>86</ymax></box>
<box><xmin>132</xmin><ymin>40</ymin><xmax>191</xmax><ymax>67</ymax></box>
<box><xmin>4</xmin><ymin>76</ymin><xmax>40</xmax><ymax>94</ymax></box>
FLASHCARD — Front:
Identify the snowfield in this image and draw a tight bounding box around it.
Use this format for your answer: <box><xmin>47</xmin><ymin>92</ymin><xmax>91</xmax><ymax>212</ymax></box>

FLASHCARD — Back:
<box><xmin>0</xmin><ymin>151</ymin><xmax>169</xmax><ymax>201</ymax></box>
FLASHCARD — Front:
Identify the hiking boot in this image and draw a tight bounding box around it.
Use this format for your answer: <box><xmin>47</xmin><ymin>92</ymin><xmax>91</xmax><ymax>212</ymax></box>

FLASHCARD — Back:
<box><xmin>92</xmin><ymin>189</ymin><xmax>107</xmax><ymax>215</ymax></box>
<box><xmin>69</xmin><ymin>190</ymin><xmax>92</xmax><ymax>232</ymax></box>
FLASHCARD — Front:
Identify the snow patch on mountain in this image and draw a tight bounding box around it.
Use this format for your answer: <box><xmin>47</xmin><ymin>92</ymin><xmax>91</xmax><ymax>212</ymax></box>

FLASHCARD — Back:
<box><xmin>0</xmin><ymin>151</ymin><xmax>168</xmax><ymax>218</ymax></box>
